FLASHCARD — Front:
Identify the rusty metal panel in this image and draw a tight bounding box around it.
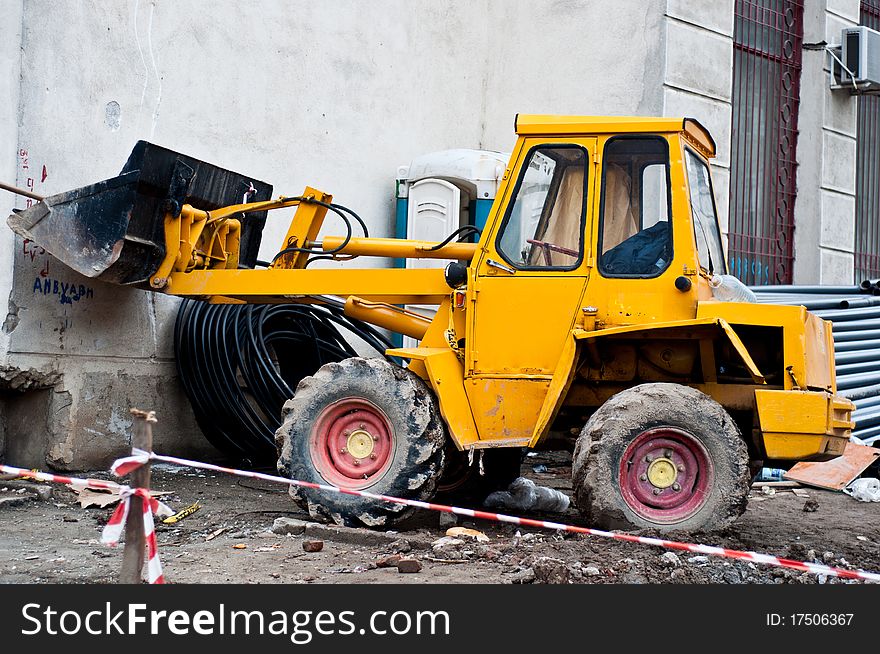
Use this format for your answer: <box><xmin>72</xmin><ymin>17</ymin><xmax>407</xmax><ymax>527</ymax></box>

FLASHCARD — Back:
<box><xmin>784</xmin><ymin>442</ymin><xmax>880</xmax><ymax>490</ymax></box>
<box><xmin>729</xmin><ymin>0</ymin><xmax>804</xmax><ymax>285</ymax></box>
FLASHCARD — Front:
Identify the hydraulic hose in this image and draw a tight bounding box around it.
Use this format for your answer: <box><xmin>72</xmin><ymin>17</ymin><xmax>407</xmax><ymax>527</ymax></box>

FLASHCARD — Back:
<box><xmin>270</xmin><ymin>198</ymin><xmax>369</xmax><ymax>263</ymax></box>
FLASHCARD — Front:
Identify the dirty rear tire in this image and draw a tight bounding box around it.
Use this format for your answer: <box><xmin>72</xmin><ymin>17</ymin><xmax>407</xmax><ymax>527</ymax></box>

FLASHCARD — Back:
<box><xmin>572</xmin><ymin>383</ymin><xmax>750</xmax><ymax>532</ymax></box>
<box><xmin>275</xmin><ymin>357</ymin><xmax>446</xmax><ymax>528</ymax></box>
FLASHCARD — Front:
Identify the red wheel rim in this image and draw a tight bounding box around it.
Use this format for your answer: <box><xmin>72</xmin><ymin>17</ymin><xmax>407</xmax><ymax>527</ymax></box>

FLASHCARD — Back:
<box><xmin>309</xmin><ymin>398</ymin><xmax>394</xmax><ymax>490</ymax></box>
<box><xmin>618</xmin><ymin>427</ymin><xmax>713</xmax><ymax>524</ymax></box>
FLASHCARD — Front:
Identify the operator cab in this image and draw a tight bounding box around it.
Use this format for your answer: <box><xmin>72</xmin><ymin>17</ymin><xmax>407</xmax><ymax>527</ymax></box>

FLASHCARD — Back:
<box><xmin>487</xmin><ymin>115</ymin><xmax>728</xmax><ymax>330</ymax></box>
<box><xmin>489</xmin><ymin>117</ymin><xmax>726</xmax><ymax>287</ymax></box>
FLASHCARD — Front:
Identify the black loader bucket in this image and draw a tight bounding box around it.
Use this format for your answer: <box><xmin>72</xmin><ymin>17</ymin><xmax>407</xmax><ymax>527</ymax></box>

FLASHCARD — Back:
<box><xmin>7</xmin><ymin>141</ymin><xmax>272</xmax><ymax>286</ymax></box>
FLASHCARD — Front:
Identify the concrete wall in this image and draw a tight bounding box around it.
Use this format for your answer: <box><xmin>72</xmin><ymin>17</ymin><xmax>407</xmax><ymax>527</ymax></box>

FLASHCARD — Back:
<box><xmin>662</xmin><ymin>0</ymin><xmax>735</xmax><ymax>236</ymax></box>
<box><xmin>479</xmin><ymin>0</ymin><xmax>667</xmax><ymax>149</ymax></box>
<box><xmin>1</xmin><ymin>0</ymin><xmax>672</xmax><ymax>470</ymax></box>
<box><xmin>2</xmin><ymin>0</ymin><xmax>486</xmax><ymax>469</ymax></box>
<box><xmin>793</xmin><ymin>0</ymin><xmax>861</xmax><ymax>284</ymax></box>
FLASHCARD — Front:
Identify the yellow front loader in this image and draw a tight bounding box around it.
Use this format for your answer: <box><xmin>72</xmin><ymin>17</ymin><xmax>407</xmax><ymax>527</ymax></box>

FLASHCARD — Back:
<box><xmin>8</xmin><ymin>116</ymin><xmax>853</xmax><ymax>531</ymax></box>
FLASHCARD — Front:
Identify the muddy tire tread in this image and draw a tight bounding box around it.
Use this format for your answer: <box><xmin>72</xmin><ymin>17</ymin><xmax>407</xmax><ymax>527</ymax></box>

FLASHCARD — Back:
<box><xmin>572</xmin><ymin>383</ymin><xmax>750</xmax><ymax>532</ymax></box>
<box><xmin>275</xmin><ymin>357</ymin><xmax>446</xmax><ymax>528</ymax></box>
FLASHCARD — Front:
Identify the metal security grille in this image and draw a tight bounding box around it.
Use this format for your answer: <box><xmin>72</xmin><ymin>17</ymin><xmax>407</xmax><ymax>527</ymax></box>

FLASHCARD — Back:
<box><xmin>855</xmin><ymin>0</ymin><xmax>880</xmax><ymax>281</ymax></box>
<box><xmin>728</xmin><ymin>0</ymin><xmax>804</xmax><ymax>285</ymax></box>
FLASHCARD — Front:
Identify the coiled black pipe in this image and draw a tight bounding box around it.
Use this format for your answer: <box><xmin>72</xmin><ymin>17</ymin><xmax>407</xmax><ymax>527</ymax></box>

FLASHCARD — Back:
<box><xmin>174</xmin><ymin>299</ymin><xmax>392</xmax><ymax>463</ymax></box>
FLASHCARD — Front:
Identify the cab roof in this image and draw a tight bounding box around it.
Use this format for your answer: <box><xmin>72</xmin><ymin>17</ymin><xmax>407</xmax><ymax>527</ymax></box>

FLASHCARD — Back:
<box><xmin>514</xmin><ymin>114</ymin><xmax>716</xmax><ymax>158</ymax></box>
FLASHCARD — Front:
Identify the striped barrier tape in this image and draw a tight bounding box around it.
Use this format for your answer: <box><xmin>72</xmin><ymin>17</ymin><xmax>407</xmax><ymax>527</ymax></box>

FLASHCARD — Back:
<box><xmin>114</xmin><ymin>449</ymin><xmax>880</xmax><ymax>584</ymax></box>
<box><xmin>101</xmin><ymin>486</ymin><xmax>169</xmax><ymax>584</ymax></box>
<box><xmin>0</xmin><ymin>463</ymin><xmax>172</xmax><ymax>584</ymax></box>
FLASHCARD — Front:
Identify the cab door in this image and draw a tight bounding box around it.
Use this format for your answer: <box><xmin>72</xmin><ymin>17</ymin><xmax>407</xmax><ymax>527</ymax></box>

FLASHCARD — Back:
<box><xmin>465</xmin><ymin>140</ymin><xmax>596</xmax><ymax>444</ymax></box>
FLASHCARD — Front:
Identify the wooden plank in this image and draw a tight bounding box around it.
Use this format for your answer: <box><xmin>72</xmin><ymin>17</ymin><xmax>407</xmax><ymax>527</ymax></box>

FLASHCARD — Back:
<box><xmin>119</xmin><ymin>409</ymin><xmax>154</xmax><ymax>583</ymax></box>
<box><xmin>784</xmin><ymin>442</ymin><xmax>880</xmax><ymax>491</ymax></box>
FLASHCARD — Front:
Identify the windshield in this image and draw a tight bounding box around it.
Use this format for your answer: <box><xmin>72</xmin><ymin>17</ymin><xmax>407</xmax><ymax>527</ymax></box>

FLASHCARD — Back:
<box><xmin>685</xmin><ymin>149</ymin><xmax>726</xmax><ymax>275</ymax></box>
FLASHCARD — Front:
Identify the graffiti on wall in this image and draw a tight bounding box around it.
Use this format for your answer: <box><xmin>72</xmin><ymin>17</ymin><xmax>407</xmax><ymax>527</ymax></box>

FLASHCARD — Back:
<box><xmin>32</xmin><ymin>277</ymin><xmax>94</xmax><ymax>305</ymax></box>
<box><xmin>17</xmin><ymin>149</ymin><xmax>96</xmax><ymax>307</ymax></box>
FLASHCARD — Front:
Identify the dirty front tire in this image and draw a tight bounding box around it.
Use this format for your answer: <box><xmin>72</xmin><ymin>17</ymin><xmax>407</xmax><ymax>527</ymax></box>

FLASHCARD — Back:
<box><xmin>275</xmin><ymin>357</ymin><xmax>446</xmax><ymax>528</ymax></box>
<box><xmin>572</xmin><ymin>383</ymin><xmax>750</xmax><ymax>532</ymax></box>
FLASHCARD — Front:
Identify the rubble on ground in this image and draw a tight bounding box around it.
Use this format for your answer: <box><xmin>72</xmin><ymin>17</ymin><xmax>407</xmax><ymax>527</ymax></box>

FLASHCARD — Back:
<box><xmin>0</xmin><ymin>450</ymin><xmax>878</xmax><ymax>585</ymax></box>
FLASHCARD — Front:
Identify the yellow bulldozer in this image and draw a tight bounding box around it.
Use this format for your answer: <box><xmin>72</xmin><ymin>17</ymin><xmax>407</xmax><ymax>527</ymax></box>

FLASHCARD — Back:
<box><xmin>7</xmin><ymin>115</ymin><xmax>854</xmax><ymax>532</ymax></box>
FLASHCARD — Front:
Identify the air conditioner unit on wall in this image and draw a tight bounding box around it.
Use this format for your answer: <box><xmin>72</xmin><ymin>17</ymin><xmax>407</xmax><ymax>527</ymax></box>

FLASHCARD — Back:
<box><xmin>831</xmin><ymin>26</ymin><xmax>880</xmax><ymax>94</ymax></box>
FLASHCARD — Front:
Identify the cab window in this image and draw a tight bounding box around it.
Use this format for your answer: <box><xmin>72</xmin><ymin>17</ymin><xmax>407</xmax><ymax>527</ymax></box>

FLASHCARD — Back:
<box><xmin>598</xmin><ymin>137</ymin><xmax>672</xmax><ymax>277</ymax></box>
<box><xmin>496</xmin><ymin>145</ymin><xmax>586</xmax><ymax>269</ymax></box>
<box><xmin>685</xmin><ymin>149</ymin><xmax>727</xmax><ymax>274</ymax></box>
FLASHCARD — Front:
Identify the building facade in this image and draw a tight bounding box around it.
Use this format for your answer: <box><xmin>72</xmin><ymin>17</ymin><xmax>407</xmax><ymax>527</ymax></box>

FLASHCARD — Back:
<box><xmin>0</xmin><ymin>0</ymin><xmax>876</xmax><ymax>469</ymax></box>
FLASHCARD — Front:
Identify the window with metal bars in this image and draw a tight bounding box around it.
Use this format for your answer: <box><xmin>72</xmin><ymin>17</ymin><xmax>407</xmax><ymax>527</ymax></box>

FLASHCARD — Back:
<box><xmin>855</xmin><ymin>0</ymin><xmax>880</xmax><ymax>282</ymax></box>
<box><xmin>728</xmin><ymin>0</ymin><xmax>804</xmax><ymax>286</ymax></box>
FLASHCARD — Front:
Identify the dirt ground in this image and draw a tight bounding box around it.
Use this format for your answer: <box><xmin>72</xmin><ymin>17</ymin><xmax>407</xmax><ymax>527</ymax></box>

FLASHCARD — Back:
<box><xmin>0</xmin><ymin>450</ymin><xmax>877</xmax><ymax>584</ymax></box>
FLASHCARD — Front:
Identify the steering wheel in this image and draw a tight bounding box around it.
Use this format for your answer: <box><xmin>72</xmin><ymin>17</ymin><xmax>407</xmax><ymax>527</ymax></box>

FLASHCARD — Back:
<box><xmin>527</xmin><ymin>238</ymin><xmax>579</xmax><ymax>266</ymax></box>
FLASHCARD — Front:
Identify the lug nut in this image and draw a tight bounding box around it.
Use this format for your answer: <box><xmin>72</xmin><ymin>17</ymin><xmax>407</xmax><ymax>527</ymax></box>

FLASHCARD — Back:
<box><xmin>677</xmin><ymin>464</ymin><xmax>685</xmax><ymax>472</ymax></box>
<box><xmin>370</xmin><ymin>453</ymin><xmax>377</xmax><ymax>460</ymax></box>
<box><xmin>359</xmin><ymin>423</ymin><xmax>366</xmax><ymax>429</ymax></box>
<box><xmin>645</xmin><ymin>454</ymin><xmax>654</xmax><ymax>463</ymax></box>
<box><xmin>672</xmin><ymin>483</ymin><xmax>681</xmax><ymax>492</ymax></box>
<box><xmin>340</xmin><ymin>447</ymin><xmax>347</xmax><ymax>454</ymax></box>
<box><xmin>664</xmin><ymin>450</ymin><xmax>673</xmax><ymax>458</ymax></box>
<box><xmin>343</xmin><ymin>430</ymin><xmax>350</xmax><ymax>437</ymax></box>
<box><xmin>372</xmin><ymin>435</ymin><xmax>379</xmax><ymax>441</ymax></box>
<box><xmin>639</xmin><ymin>474</ymin><xmax>647</xmax><ymax>482</ymax></box>
<box><xmin>652</xmin><ymin>488</ymin><xmax>661</xmax><ymax>495</ymax></box>
<box><xmin>352</xmin><ymin>459</ymin><xmax>360</xmax><ymax>466</ymax></box>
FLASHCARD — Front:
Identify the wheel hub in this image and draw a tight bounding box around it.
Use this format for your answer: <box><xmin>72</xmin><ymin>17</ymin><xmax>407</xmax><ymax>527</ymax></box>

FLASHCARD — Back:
<box><xmin>346</xmin><ymin>429</ymin><xmax>375</xmax><ymax>460</ymax></box>
<box><xmin>646</xmin><ymin>457</ymin><xmax>677</xmax><ymax>489</ymax></box>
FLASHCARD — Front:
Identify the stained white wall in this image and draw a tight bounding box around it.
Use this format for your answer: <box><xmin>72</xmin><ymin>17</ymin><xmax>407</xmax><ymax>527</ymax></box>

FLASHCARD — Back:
<box><xmin>0</xmin><ymin>0</ymin><xmax>24</xmax><ymax>357</ymax></box>
<box><xmin>478</xmin><ymin>0</ymin><xmax>667</xmax><ymax>150</ymax></box>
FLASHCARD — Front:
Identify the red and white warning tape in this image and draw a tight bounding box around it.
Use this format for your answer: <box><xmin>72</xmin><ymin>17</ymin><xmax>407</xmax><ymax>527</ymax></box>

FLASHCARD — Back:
<box><xmin>101</xmin><ymin>487</ymin><xmax>169</xmax><ymax>584</ymax></box>
<box><xmin>0</xmin><ymin>463</ymin><xmax>171</xmax><ymax>584</ymax></box>
<box><xmin>114</xmin><ymin>449</ymin><xmax>880</xmax><ymax>584</ymax></box>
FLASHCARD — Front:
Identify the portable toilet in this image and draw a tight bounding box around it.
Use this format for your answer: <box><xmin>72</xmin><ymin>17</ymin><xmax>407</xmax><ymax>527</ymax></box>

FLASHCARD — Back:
<box><xmin>394</xmin><ymin>149</ymin><xmax>509</xmax><ymax>347</ymax></box>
